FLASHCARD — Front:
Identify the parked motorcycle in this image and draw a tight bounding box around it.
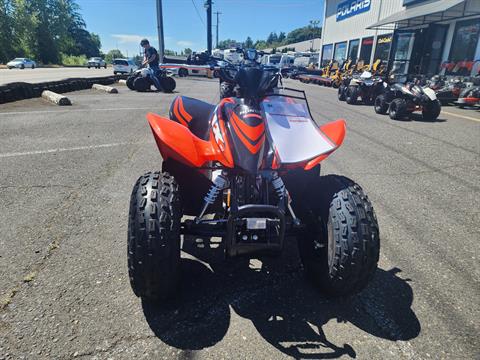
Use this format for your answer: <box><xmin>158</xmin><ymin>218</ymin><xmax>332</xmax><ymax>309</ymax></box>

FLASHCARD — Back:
<box><xmin>127</xmin><ymin>48</ymin><xmax>380</xmax><ymax>302</ymax></box>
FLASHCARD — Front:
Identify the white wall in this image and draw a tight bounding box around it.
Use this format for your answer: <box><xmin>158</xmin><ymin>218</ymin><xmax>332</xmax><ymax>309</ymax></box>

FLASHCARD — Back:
<box><xmin>322</xmin><ymin>0</ymin><xmax>404</xmax><ymax>45</ymax></box>
<box><xmin>321</xmin><ymin>0</ymin><xmax>405</xmax><ymax>63</ymax></box>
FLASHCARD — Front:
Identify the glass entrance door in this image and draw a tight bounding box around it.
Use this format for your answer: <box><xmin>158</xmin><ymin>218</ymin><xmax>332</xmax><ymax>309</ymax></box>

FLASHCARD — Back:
<box><xmin>420</xmin><ymin>25</ymin><xmax>448</xmax><ymax>76</ymax></box>
<box><xmin>389</xmin><ymin>31</ymin><xmax>416</xmax><ymax>77</ymax></box>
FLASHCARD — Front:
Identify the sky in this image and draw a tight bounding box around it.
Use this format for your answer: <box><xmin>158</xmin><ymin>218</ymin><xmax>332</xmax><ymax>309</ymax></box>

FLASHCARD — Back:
<box><xmin>76</xmin><ymin>0</ymin><xmax>324</xmax><ymax>57</ymax></box>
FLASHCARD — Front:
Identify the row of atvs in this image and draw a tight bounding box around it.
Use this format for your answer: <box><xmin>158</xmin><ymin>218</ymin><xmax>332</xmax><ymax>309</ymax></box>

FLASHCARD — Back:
<box><xmin>337</xmin><ymin>72</ymin><xmax>480</xmax><ymax>121</ymax></box>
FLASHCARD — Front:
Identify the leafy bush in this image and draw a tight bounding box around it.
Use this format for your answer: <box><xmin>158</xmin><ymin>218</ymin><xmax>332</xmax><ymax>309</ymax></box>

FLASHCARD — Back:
<box><xmin>60</xmin><ymin>53</ymin><xmax>88</xmax><ymax>66</ymax></box>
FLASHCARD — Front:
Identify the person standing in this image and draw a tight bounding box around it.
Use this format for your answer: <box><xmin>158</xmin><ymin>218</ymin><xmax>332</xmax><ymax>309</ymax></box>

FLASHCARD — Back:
<box><xmin>140</xmin><ymin>38</ymin><xmax>162</xmax><ymax>90</ymax></box>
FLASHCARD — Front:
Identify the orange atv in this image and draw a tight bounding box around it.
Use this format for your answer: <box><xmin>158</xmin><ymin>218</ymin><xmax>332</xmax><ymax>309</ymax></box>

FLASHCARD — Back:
<box><xmin>128</xmin><ymin>49</ymin><xmax>380</xmax><ymax>303</ymax></box>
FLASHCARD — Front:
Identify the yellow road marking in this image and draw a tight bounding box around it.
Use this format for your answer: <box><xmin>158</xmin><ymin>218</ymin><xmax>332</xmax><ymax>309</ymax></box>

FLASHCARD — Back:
<box><xmin>442</xmin><ymin>111</ymin><xmax>480</xmax><ymax>122</ymax></box>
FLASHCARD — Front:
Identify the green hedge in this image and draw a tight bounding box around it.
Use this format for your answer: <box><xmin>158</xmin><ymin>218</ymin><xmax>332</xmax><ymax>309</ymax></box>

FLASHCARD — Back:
<box><xmin>60</xmin><ymin>54</ymin><xmax>88</xmax><ymax>66</ymax></box>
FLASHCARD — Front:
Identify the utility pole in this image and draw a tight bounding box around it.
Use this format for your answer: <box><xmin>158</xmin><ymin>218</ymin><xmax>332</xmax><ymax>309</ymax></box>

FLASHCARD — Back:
<box><xmin>214</xmin><ymin>11</ymin><xmax>221</xmax><ymax>48</ymax></box>
<box><xmin>309</xmin><ymin>20</ymin><xmax>320</xmax><ymax>52</ymax></box>
<box><xmin>156</xmin><ymin>0</ymin><xmax>165</xmax><ymax>62</ymax></box>
<box><xmin>205</xmin><ymin>0</ymin><xmax>212</xmax><ymax>54</ymax></box>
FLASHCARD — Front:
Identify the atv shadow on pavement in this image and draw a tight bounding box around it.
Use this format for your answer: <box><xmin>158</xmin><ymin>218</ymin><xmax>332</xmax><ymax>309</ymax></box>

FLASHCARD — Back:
<box><xmin>392</xmin><ymin>113</ymin><xmax>447</xmax><ymax>123</ymax></box>
<box><xmin>142</xmin><ymin>238</ymin><xmax>420</xmax><ymax>358</ymax></box>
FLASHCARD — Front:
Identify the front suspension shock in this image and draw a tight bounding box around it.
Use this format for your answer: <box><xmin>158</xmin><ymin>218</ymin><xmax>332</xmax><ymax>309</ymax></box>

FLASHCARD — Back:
<box><xmin>195</xmin><ymin>171</ymin><xmax>229</xmax><ymax>223</ymax></box>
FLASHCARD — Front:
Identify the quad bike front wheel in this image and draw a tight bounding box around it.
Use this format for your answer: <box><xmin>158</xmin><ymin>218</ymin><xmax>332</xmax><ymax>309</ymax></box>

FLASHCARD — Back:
<box><xmin>160</xmin><ymin>76</ymin><xmax>176</xmax><ymax>93</ymax></box>
<box><xmin>388</xmin><ymin>98</ymin><xmax>407</xmax><ymax>120</ymax></box>
<box><xmin>128</xmin><ymin>171</ymin><xmax>182</xmax><ymax>302</ymax></box>
<box><xmin>374</xmin><ymin>94</ymin><xmax>388</xmax><ymax>114</ymax></box>
<box><xmin>346</xmin><ymin>86</ymin><xmax>359</xmax><ymax>105</ymax></box>
<box><xmin>126</xmin><ymin>75</ymin><xmax>136</xmax><ymax>90</ymax></box>
<box><xmin>298</xmin><ymin>175</ymin><xmax>380</xmax><ymax>297</ymax></box>
<box><xmin>338</xmin><ymin>85</ymin><xmax>346</xmax><ymax>101</ymax></box>
<box><xmin>422</xmin><ymin>99</ymin><xmax>441</xmax><ymax>121</ymax></box>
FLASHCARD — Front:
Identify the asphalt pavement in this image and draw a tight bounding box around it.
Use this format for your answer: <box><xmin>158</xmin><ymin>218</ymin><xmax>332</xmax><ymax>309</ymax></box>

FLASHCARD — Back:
<box><xmin>0</xmin><ymin>78</ymin><xmax>478</xmax><ymax>359</ymax></box>
<box><xmin>0</xmin><ymin>67</ymin><xmax>113</xmax><ymax>85</ymax></box>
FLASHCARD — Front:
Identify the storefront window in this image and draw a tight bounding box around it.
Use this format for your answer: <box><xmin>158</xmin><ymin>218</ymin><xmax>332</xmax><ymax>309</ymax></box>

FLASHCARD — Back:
<box><xmin>391</xmin><ymin>32</ymin><xmax>415</xmax><ymax>75</ymax></box>
<box><xmin>348</xmin><ymin>39</ymin><xmax>360</xmax><ymax>63</ymax></box>
<box><xmin>333</xmin><ymin>42</ymin><xmax>347</xmax><ymax>64</ymax></box>
<box><xmin>447</xmin><ymin>19</ymin><xmax>480</xmax><ymax>75</ymax></box>
<box><xmin>359</xmin><ymin>37</ymin><xmax>374</xmax><ymax>65</ymax></box>
<box><xmin>374</xmin><ymin>34</ymin><xmax>392</xmax><ymax>62</ymax></box>
<box><xmin>321</xmin><ymin>44</ymin><xmax>333</xmax><ymax>66</ymax></box>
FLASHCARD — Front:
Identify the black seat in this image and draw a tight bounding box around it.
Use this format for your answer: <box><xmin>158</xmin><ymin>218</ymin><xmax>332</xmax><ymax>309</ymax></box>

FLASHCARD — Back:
<box><xmin>169</xmin><ymin>96</ymin><xmax>215</xmax><ymax>140</ymax></box>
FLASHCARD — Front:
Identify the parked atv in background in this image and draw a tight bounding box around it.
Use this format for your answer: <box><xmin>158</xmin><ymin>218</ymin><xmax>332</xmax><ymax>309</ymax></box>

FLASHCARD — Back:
<box><xmin>428</xmin><ymin>75</ymin><xmax>471</xmax><ymax>105</ymax></box>
<box><xmin>375</xmin><ymin>82</ymin><xmax>441</xmax><ymax>121</ymax></box>
<box><xmin>128</xmin><ymin>48</ymin><xmax>380</xmax><ymax>303</ymax></box>
<box><xmin>346</xmin><ymin>71</ymin><xmax>385</xmax><ymax>105</ymax></box>
<box><xmin>126</xmin><ymin>67</ymin><xmax>176</xmax><ymax>93</ymax></box>
<box><xmin>455</xmin><ymin>85</ymin><xmax>480</xmax><ymax>108</ymax></box>
<box><xmin>218</xmin><ymin>49</ymin><xmax>279</xmax><ymax>100</ymax></box>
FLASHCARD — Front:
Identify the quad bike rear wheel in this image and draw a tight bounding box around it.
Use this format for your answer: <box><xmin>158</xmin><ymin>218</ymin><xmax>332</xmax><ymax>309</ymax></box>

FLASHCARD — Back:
<box><xmin>160</xmin><ymin>76</ymin><xmax>176</xmax><ymax>93</ymax></box>
<box><xmin>389</xmin><ymin>98</ymin><xmax>407</xmax><ymax>120</ymax></box>
<box><xmin>374</xmin><ymin>94</ymin><xmax>388</xmax><ymax>114</ymax></box>
<box><xmin>134</xmin><ymin>77</ymin><xmax>149</xmax><ymax>92</ymax></box>
<box><xmin>346</xmin><ymin>86</ymin><xmax>358</xmax><ymax>105</ymax></box>
<box><xmin>298</xmin><ymin>175</ymin><xmax>380</xmax><ymax>297</ymax></box>
<box><xmin>422</xmin><ymin>99</ymin><xmax>441</xmax><ymax>121</ymax></box>
<box><xmin>128</xmin><ymin>171</ymin><xmax>182</xmax><ymax>301</ymax></box>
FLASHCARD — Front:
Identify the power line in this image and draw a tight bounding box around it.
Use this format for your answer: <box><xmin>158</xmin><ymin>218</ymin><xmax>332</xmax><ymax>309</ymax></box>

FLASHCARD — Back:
<box><xmin>191</xmin><ymin>0</ymin><xmax>205</xmax><ymax>26</ymax></box>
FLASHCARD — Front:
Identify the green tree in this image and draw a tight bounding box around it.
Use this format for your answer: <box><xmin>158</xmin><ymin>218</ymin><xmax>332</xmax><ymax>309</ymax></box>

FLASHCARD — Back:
<box><xmin>0</xmin><ymin>0</ymin><xmax>15</xmax><ymax>63</ymax></box>
<box><xmin>0</xmin><ymin>0</ymin><xmax>101</xmax><ymax>64</ymax></box>
<box><xmin>244</xmin><ymin>36</ymin><xmax>253</xmax><ymax>49</ymax></box>
<box><xmin>254</xmin><ymin>40</ymin><xmax>268</xmax><ymax>50</ymax></box>
<box><xmin>183</xmin><ymin>48</ymin><xmax>192</xmax><ymax>56</ymax></box>
<box><xmin>217</xmin><ymin>39</ymin><xmax>237</xmax><ymax>50</ymax></box>
<box><xmin>267</xmin><ymin>32</ymin><xmax>278</xmax><ymax>45</ymax></box>
<box><xmin>278</xmin><ymin>31</ymin><xmax>286</xmax><ymax>43</ymax></box>
<box><xmin>285</xmin><ymin>25</ymin><xmax>321</xmax><ymax>44</ymax></box>
<box><xmin>105</xmin><ymin>49</ymin><xmax>123</xmax><ymax>63</ymax></box>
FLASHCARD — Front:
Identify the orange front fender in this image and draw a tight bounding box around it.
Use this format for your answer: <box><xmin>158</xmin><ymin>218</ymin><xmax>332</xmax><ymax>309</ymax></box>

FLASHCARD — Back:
<box><xmin>304</xmin><ymin>119</ymin><xmax>346</xmax><ymax>170</ymax></box>
<box><xmin>147</xmin><ymin>113</ymin><xmax>219</xmax><ymax>168</ymax></box>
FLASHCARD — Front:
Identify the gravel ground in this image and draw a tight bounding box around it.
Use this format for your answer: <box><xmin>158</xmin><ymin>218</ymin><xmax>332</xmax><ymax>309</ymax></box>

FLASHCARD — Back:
<box><xmin>0</xmin><ymin>77</ymin><xmax>478</xmax><ymax>359</ymax></box>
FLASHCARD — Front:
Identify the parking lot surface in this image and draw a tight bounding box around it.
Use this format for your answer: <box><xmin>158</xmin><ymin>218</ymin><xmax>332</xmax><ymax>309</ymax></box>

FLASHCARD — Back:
<box><xmin>0</xmin><ymin>78</ymin><xmax>479</xmax><ymax>359</ymax></box>
<box><xmin>0</xmin><ymin>67</ymin><xmax>113</xmax><ymax>85</ymax></box>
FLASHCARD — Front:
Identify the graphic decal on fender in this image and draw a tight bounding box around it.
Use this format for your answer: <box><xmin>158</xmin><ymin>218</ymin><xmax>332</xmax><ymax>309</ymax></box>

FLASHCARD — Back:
<box><xmin>210</xmin><ymin>111</ymin><xmax>225</xmax><ymax>151</ymax></box>
<box><xmin>230</xmin><ymin>112</ymin><xmax>265</xmax><ymax>155</ymax></box>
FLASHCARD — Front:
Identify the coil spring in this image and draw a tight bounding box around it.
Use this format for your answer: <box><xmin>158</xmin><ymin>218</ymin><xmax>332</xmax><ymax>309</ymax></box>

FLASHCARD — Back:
<box><xmin>271</xmin><ymin>173</ymin><xmax>285</xmax><ymax>200</ymax></box>
<box><xmin>204</xmin><ymin>174</ymin><xmax>229</xmax><ymax>205</ymax></box>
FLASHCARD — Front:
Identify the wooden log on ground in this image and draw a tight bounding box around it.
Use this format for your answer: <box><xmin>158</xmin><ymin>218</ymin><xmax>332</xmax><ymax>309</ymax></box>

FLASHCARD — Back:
<box><xmin>41</xmin><ymin>90</ymin><xmax>71</xmax><ymax>106</ymax></box>
<box><xmin>92</xmin><ymin>84</ymin><xmax>118</xmax><ymax>93</ymax></box>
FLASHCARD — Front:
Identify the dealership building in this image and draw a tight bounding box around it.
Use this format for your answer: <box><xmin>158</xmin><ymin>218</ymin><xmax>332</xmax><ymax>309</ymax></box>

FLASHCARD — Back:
<box><xmin>320</xmin><ymin>0</ymin><xmax>480</xmax><ymax>77</ymax></box>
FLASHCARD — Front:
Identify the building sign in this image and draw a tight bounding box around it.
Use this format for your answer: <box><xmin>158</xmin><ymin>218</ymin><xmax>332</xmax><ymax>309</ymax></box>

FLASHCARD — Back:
<box><xmin>378</xmin><ymin>35</ymin><xmax>392</xmax><ymax>44</ymax></box>
<box><xmin>362</xmin><ymin>37</ymin><xmax>374</xmax><ymax>46</ymax></box>
<box><xmin>336</xmin><ymin>0</ymin><xmax>371</xmax><ymax>22</ymax></box>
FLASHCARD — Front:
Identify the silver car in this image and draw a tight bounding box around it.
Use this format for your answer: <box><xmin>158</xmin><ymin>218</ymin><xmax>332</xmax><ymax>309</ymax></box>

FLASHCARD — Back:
<box><xmin>87</xmin><ymin>57</ymin><xmax>107</xmax><ymax>69</ymax></box>
<box><xmin>7</xmin><ymin>58</ymin><xmax>36</xmax><ymax>69</ymax></box>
